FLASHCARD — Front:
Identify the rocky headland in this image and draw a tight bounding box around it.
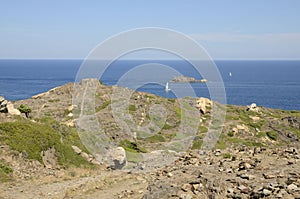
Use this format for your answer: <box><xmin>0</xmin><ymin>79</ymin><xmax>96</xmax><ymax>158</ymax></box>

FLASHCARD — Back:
<box><xmin>0</xmin><ymin>80</ymin><xmax>299</xmax><ymax>199</ymax></box>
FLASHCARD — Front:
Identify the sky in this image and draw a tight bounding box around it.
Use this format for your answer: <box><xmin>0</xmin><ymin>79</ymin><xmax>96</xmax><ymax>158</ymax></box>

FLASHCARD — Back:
<box><xmin>1</xmin><ymin>0</ymin><xmax>300</xmax><ymax>59</ymax></box>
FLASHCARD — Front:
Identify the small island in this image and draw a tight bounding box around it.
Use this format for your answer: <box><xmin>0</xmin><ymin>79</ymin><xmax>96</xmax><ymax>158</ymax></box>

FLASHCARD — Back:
<box><xmin>170</xmin><ymin>75</ymin><xmax>208</xmax><ymax>83</ymax></box>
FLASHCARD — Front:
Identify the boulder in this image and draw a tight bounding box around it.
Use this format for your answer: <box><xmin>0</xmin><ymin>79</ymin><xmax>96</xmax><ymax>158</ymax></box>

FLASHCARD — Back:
<box><xmin>247</xmin><ymin>103</ymin><xmax>259</xmax><ymax>112</ymax></box>
<box><xmin>41</xmin><ymin>147</ymin><xmax>59</xmax><ymax>169</ymax></box>
<box><xmin>6</xmin><ymin>102</ymin><xmax>21</xmax><ymax>115</ymax></box>
<box><xmin>71</xmin><ymin>145</ymin><xmax>82</xmax><ymax>154</ymax></box>
<box><xmin>108</xmin><ymin>147</ymin><xmax>127</xmax><ymax>170</ymax></box>
<box><xmin>196</xmin><ymin>97</ymin><xmax>213</xmax><ymax>114</ymax></box>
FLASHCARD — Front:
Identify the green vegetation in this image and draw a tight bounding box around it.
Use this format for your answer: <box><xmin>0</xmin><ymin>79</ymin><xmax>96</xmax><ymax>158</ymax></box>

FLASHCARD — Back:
<box><xmin>17</xmin><ymin>104</ymin><xmax>32</xmax><ymax>118</ymax></box>
<box><xmin>144</xmin><ymin>134</ymin><xmax>166</xmax><ymax>143</ymax></box>
<box><xmin>215</xmin><ymin>140</ymin><xmax>227</xmax><ymax>149</ymax></box>
<box><xmin>48</xmin><ymin>99</ymin><xmax>60</xmax><ymax>103</ymax></box>
<box><xmin>191</xmin><ymin>136</ymin><xmax>203</xmax><ymax>149</ymax></box>
<box><xmin>168</xmin><ymin>98</ymin><xmax>175</xmax><ymax>103</ymax></box>
<box><xmin>96</xmin><ymin>100</ymin><xmax>111</xmax><ymax>112</ymax></box>
<box><xmin>198</xmin><ymin>126</ymin><xmax>208</xmax><ymax>133</ymax></box>
<box><xmin>174</xmin><ymin>106</ymin><xmax>181</xmax><ymax>119</ymax></box>
<box><xmin>0</xmin><ymin>119</ymin><xmax>92</xmax><ymax>168</ymax></box>
<box><xmin>266</xmin><ymin>131</ymin><xmax>278</xmax><ymax>141</ymax></box>
<box><xmin>162</xmin><ymin>123</ymin><xmax>173</xmax><ymax>130</ymax></box>
<box><xmin>128</xmin><ymin>105</ymin><xmax>137</xmax><ymax>112</ymax></box>
<box><xmin>227</xmin><ymin>131</ymin><xmax>234</xmax><ymax>137</ymax></box>
<box><xmin>119</xmin><ymin>140</ymin><xmax>147</xmax><ymax>153</ymax></box>
<box><xmin>222</xmin><ymin>153</ymin><xmax>232</xmax><ymax>159</ymax></box>
<box><xmin>0</xmin><ymin>160</ymin><xmax>13</xmax><ymax>182</ymax></box>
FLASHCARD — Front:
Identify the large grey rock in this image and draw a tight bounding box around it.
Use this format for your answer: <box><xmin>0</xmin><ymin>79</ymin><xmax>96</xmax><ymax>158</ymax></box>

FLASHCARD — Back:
<box><xmin>7</xmin><ymin>102</ymin><xmax>21</xmax><ymax>115</ymax></box>
<box><xmin>41</xmin><ymin>147</ymin><xmax>59</xmax><ymax>169</ymax></box>
<box><xmin>108</xmin><ymin>147</ymin><xmax>127</xmax><ymax>170</ymax></box>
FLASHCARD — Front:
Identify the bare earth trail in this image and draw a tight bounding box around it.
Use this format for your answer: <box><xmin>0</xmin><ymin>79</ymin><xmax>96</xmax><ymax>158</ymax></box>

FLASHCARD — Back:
<box><xmin>0</xmin><ymin>169</ymin><xmax>147</xmax><ymax>199</ymax></box>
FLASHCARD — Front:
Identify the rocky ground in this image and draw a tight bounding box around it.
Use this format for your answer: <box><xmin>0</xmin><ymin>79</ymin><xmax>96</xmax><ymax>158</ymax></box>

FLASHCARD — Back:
<box><xmin>0</xmin><ymin>80</ymin><xmax>299</xmax><ymax>198</ymax></box>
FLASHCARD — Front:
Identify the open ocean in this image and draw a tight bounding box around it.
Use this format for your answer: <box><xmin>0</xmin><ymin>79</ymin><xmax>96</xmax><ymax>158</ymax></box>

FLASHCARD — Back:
<box><xmin>0</xmin><ymin>59</ymin><xmax>299</xmax><ymax>110</ymax></box>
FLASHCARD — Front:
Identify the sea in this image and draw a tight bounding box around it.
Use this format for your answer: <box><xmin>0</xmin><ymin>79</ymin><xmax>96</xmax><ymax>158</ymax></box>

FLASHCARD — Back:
<box><xmin>0</xmin><ymin>59</ymin><xmax>299</xmax><ymax>111</ymax></box>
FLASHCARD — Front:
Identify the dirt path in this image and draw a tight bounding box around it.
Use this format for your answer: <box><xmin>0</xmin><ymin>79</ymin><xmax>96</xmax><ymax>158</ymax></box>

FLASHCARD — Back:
<box><xmin>0</xmin><ymin>170</ymin><xmax>148</xmax><ymax>199</ymax></box>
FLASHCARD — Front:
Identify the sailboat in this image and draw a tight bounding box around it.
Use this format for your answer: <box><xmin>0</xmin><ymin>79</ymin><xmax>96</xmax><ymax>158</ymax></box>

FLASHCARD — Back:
<box><xmin>165</xmin><ymin>82</ymin><xmax>171</xmax><ymax>92</ymax></box>
<box><xmin>229</xmin><ymin>72</ymin><xmax>232</xmax><ymax>77</ymax></box>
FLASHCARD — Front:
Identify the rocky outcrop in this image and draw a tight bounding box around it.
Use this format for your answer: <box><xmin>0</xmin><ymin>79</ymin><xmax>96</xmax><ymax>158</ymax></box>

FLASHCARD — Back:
<box><xmin>41</xmin><ymin>147</ymin><xmax>59</xmax><ymax>169</ymax></box>
<box><xmin>0</xmin><ymin>96</ymin><xmax>20</xmax><ymax>115</ymax></box>
<box><xmin>108</xmin><ymin>147</ymin><xmax>127</xmax><ymax>170</ymax></box>
<box><xmin>7</xmin><ymin>102</ymin><xmax>21</xmax><ymax>115</ymax></box>
<box><xmin>247</xmin><ymin>103</ymin><xmax>259</xmax><ymax>112</ymax></box>
<box><xmin>0</xmin><ymin>96</ymin><xmax>8</xmax><ymax>113</ymax></box>
<box><xmin>196</xmin><ymin>97</ymin><xmax>212</xmax><ymax>114</ymax></box>
<box><xmin>170</xmin><ymin>76</ymin><xmax>208</xmax><ymax>83</ymax></box>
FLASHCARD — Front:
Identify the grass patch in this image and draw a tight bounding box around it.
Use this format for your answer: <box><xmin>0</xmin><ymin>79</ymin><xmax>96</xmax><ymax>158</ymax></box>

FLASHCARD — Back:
<box><xmin>128</xmin><ymin>105</ymin><xmax>137</xmax><ymax>112</ymax></box>
<box><xmin>119</xmin><ymin>140</ymin><xmax>147</xmax><ymax>153</ymax></box>
<box><xmin>222</xmin><ymin>153</ymin><xmax>232</xmax><ymax>159</ymax></box>
<box><xmin>48</xmin><ymin>99</ymin><xmax>60</xmax><ymax>103</ymax></box>
<box><xmin>214</xmin><ymin>140</ymin><xmax>227</xmax><ymax>149</ymax></box>
<box><xmin>168</xmin><ymin>98</ymin><xmax>176</xmax><ymax>103</ymax></box>
<box><xmin>266</xmin><ymin>131</ymin><xmax>278</xmax><ymax>141</ymax></box>
<box><xmin>144</xmin><ymin>134</ymin><xmax>166</xmax><ymax>143</ymax></box>
<box><xmin>162</xmin><ymin>123</ymin><xmax>174</xmax><ymax>130</ymax></box>
<box><xmin>256</xmin><ymin>131</ymin><xmax>267</xmax><ymax>138</ymax></box>
<box><xmin>198</xmin><ymin>126</ymin><xmax>208</xmax><ymax>133</ymax></box>
<box><xmin>0</xmin><ymin>160</ymin><xmax>13</xmax><ymax>182</ymax></box>
<box><xmin>174</xmin><ymin>106</ymin><xmax>182</xmax><ymax>119</ymax></box>
<box><xmin>226</xmin><ymin>114</ymin><xmax>239</xmax><ymax>121</ymax></box>
<box><xmin>191</xmin><ymin>136</ymin><xmax>203</xmax><ymax>149</ymax></box>
<box><xmin>0</xmin><ymin>119</ymin><xmax>92</xmax><ymax>168</ymax></box>
<box><xmin>96</xmin><ymin>100</ymin><xmax>111</xmax><ymax>112</ymax></box>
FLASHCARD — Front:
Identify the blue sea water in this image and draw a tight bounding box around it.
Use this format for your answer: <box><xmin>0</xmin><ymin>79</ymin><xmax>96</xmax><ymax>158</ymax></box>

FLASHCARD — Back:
<box><xmin>0</xmin><ymin>59</ymin><xmax>299</xmax><ymax>110</ymax></box>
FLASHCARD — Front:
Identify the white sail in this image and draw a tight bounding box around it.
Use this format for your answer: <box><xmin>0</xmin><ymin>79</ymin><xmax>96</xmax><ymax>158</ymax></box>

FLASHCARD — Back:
<box><xmin>229</xmin><ymin>72</ymin><xmax>232</xmax><ymax>77</ymax></box>
<box><xmin>165</xmin><ymin>82</ymin><xmax>171</xmax><ymax>92</ymax></box>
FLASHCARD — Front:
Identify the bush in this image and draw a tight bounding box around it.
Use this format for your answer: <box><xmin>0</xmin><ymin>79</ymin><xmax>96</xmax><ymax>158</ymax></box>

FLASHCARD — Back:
<box><xmin>17</xmin><ymin>104</ymin><xmax>32</xmax><ymax>118</ymax></box>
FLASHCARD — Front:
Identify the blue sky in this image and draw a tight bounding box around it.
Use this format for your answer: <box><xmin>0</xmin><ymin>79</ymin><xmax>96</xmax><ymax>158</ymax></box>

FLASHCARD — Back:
<box><xmin>1</xmin><ymin>0</ymin><xmax>300</xmax><ymax>59</ymax></box>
